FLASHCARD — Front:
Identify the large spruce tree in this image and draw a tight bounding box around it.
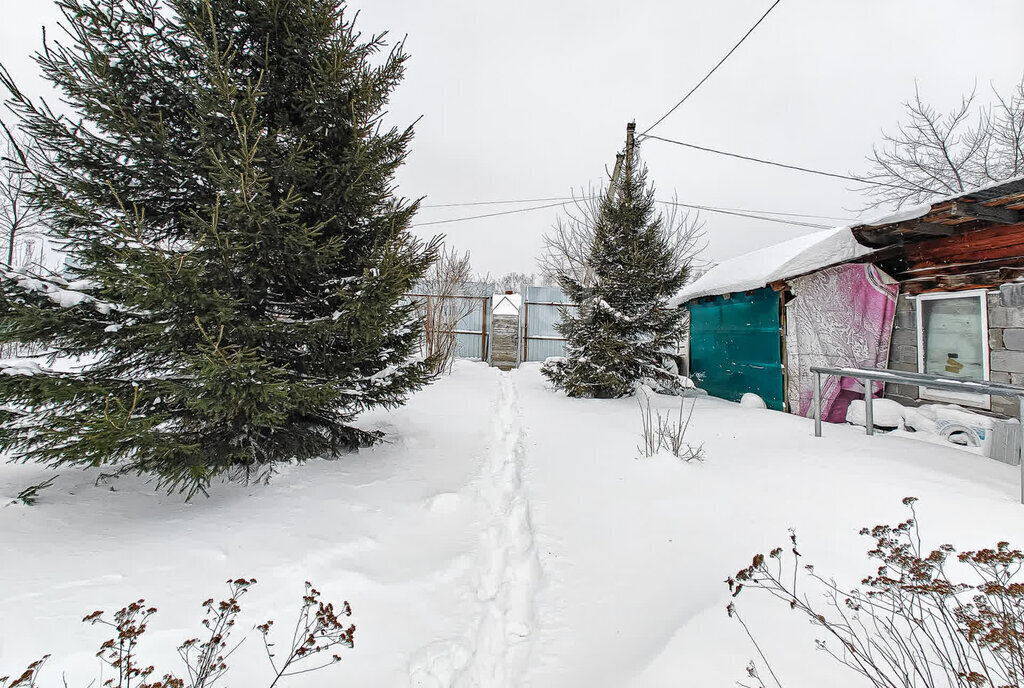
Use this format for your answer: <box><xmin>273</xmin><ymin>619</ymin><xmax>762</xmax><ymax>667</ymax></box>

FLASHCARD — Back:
<box><xmin>0</xmin><ymin>0</ymin><xmax>439</xmax><ymax>496</ymax></box>
<box><xmin>543</xmin><ymin>145</ymin><xmax>689</xmax><ymax>399</ymax></box>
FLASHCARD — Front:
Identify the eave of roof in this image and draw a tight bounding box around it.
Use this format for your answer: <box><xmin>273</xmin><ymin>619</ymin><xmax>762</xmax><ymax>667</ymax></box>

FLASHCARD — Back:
<box><xmin>852</xmin><ymin>175</ymin><xmax>1024</xmax><ymax>247</ymax></box>
<box><xmin>669</xmin><ymin>225</ymin><xmax>873</xmax><ymax>306</ymax></box>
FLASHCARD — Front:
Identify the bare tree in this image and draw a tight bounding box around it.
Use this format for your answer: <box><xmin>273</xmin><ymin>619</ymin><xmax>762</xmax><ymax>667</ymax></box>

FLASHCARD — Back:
<box><xmin>537</xmin><ymin>190</ymin><xmax>598</xmax><ymax>286</ymax></box>
<box><xmin>858</xmin><ymin>77</ymin><xmax>1024</xmax><ymax>210</ymax></box>
<box><xmin>0</xmin><ymin>125</ymin><xmax>43</xmax><ymax>267</ymax></box>
<box><xmin>492</xmin><ymin>271</ymin><xmax>537</xmax><ymax>293</ymax></box>
<box><xmin>538</xmin><ymin>187</ymin><xmax>706</xmax><ymax>287</ymax></box>
<box><xmin>417</xmin><ymin>244</ymin><xmax>483</xmax><ymax>375</ymax></box>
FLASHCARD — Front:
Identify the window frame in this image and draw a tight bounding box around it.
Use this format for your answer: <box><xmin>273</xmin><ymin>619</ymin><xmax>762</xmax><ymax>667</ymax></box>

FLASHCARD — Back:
<box><xmin>914</xmin><ymin>289</ymin><xmax>990</xmax><ymax>409</ymax></box>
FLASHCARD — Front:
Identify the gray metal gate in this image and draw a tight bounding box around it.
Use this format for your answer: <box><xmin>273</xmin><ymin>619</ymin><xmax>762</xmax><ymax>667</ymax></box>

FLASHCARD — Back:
<box><xmin>522</xmin><ymin>286</ymin><xmax>576</xmax><ymax>362</ymax></box>
<box><xmin>406</xmin><ymin>293</ymin><xmax>491</xmax><ymax>360</ymax></box>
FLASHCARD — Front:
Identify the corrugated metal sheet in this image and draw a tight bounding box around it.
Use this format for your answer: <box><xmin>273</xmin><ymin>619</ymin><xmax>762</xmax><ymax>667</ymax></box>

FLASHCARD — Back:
<box><xmin>454</xmin><ymin>298</ymin><xmax>489</xmax><ymax>359</ymax></box>
<box><xmin>688</xmin><ymin>288</ymin><xmax>784</xmax><ymax>410</ymax></box>
<box><xmin>523</xmin><ymin>286</ymin><xmax>574</xmax><ymax>362</ymax></box>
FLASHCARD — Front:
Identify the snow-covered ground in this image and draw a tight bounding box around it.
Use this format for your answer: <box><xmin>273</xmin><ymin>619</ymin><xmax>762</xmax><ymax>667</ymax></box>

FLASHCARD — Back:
<box><xmin>3</xmin><ymin>361</ymin><xmax>1023</xmax><ymax>686</ymax></box>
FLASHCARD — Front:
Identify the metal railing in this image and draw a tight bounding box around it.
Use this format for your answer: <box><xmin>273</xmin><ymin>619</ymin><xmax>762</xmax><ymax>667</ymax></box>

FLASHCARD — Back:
<box><xmin>810</xmin><ymin>366</ymin><xmax>1024</xmax><ymax>504</ymax></box>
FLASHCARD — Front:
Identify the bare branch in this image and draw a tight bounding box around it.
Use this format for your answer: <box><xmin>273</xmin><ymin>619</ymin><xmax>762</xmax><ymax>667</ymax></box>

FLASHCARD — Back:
<box><xmin>0</xmin><ymin>123</ymin><xmax>45</xmax><ymax>267</ymax></box>
<box><xmin>416</xmin><ymin>244</ymin><xmax>483</xmax><ymax>375</ymax></box>
<box><xmin>856</xmin><ymin>77</ymin><xmax>1024</xmax><ymax>210</ymax></box>
<box><xmin>538</xmin><ymin>187</ymin><xmax>706</xmax><ymax>286</ymax></box>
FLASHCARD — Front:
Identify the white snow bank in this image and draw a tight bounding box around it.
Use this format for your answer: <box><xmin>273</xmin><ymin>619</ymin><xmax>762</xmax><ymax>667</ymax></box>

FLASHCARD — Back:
<box><xmin>846</xmin><ymin>398</ymin><xmax>908</xmax><ymax>428</ymax></box>
<box><xmin>513</xmin><ymin>364</ymin><xmax>1024</xmax><ymax>687</ymax></box>
<box><xmin>670</xmin><ymin>226</ymin><xmax>873</xmax><ymax>305</ymax></box>
<box><xmin>5</xmin><ymin>363</ymin><xmax>1024</xmax><ymax>688</ymax></box>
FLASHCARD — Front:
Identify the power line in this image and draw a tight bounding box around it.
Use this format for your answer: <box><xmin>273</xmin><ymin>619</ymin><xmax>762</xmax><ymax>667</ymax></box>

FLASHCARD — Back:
<box><xmin>420</xmin><ymin>196</ymin><xmax>577</xmax><ymax>209</ymax></box>
<box><xmin>721</xmin><ymin>207</ymin><xmax>855</xmax><ymax>223</ymax></box>
<box><xmin>640</xmin><ymin>0</ymin><xmax>783</xmax><ymax>137</ymax></box>
<box><xmin>665</xmin><ymin>201</ymin><xmax>854</xmax><ymax>223</ymax></box>
<box><xmin>418</xmin><ymin>191</ymin><xmax>854</xmax><ymax>223</ymax></box>
<box><xmin>410</xmin><ymin>198</ymin><xmax>596</xmax><ymax>228</ymax></box>
<box><xmin>642</xmin><ymin>134</ymin><xmax>910</xmax><ymax>189</ymax></box>
<box><xmin>409</xmin><ymin>191</ymin><xmax>844</xmax><ymax>230</ymax></box>
<box><xmin>655</xmin><ymin>199</ymin><xmax>832</xmax><ymax>229</ymax></box>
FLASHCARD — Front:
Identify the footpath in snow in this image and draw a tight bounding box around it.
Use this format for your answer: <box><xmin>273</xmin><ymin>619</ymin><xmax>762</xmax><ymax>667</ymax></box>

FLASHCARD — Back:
<box><xmin>4</xmin><ymin>361</ymin><xmax>1024</xmax><ymax>687</ymax></box>
<box><xmin>410</xmin><ymin>371</ymin><xmax>542</xmax><ymax>687</ymax></box>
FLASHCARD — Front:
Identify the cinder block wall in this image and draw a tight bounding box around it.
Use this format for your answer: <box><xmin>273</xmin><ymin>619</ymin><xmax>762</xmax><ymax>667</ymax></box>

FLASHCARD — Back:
<box><xmin>884</xmin><ymin>290</ymin><xmax>1024</xmax><ymax>419</ymax></box>
<box><xmin>885</xmin><ymin>293</ymin><xmax>922</xmax><ymax>407</ymax></box>
<box><xmin>987</xmin><ymin>291</ymin><xmax>1024</xmax><ymax>418</ymax></box>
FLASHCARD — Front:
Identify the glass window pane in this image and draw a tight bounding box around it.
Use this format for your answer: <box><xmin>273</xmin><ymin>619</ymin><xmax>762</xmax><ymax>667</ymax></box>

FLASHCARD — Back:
<box><xmin>920</xmin><ymin>296</ymin><xmax>983</xmax><ymax>379</ymax></box>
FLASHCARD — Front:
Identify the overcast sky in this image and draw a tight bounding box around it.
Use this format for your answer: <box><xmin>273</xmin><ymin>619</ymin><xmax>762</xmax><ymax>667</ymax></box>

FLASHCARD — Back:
<box><xmin>2</xmin><ymin>0</ymin><xmax>1023</xmax><ymax>276</ymax></box>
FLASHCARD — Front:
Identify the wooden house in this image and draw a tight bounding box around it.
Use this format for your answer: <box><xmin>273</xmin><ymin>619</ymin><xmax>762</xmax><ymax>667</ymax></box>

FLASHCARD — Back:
<box><xmin>849</xmin><ymin>176</ymin><xmax>1024</xmax><ymax>418</ymax></box>
<box><xmin>673</xmin><ymin>175</ymin><xmax>1024</xmax><ymax>426</ymax></box>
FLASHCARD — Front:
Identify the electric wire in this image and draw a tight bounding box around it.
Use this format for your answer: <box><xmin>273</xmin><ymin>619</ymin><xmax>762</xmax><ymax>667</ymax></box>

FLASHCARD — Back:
<box><xmin>420</xmin><ymin>196</ymin><xmax>577</xmax><ymax>208</ymax></box>
<box><xmin>642</xmin><ymin>134</ymin><xmax>910</xmax><ymax>190</ymax></box>
<box><xmin>410</xmin><ymin>193</ymin><xmax>845</xmax><ymax>230</ymax></box>
<box><xmin>655</xmin><ymin>200</ymin><xmax>832</xmax><ymax>228</ymax></box>
<box><xmin>639</xmin><ymin>0</ymin><xmax>783</xmax><ymax>137</ymax></box>
<box><xmin>410</xmin><ymin>199</ymin><xmax>596</xmax><ymax>227</ymax></box>
<box><xmin>422</xmin><ymin>195</ymin><xmax>853</xmax><ymax>221</ymax></box>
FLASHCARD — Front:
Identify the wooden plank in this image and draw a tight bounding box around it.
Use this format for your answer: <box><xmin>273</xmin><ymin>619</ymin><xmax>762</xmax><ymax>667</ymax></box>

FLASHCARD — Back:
<box><xmin>899</xmin><ymin>263</ymin><xmax>1024</xmax><ymax>293</ymax></box>
<box><xmin>949</xmin><ymin>201</ymin><xmax>1024</xmax><ymax>225</ymax></box>
<box><xmin>903</xmin><ymin>222</ymin><xmax>1024</xmax><ymax>266</ymax></box>
<box><xmin>899</xmin><ymin>221</ymin><xmax>959</xmax><ymax>236</ymax></box>
<box><xmin>855</xmin><ymin>228</ymin><xmax>904</xmax><ymax>247</ymax></box>
<box><xmin>490</xmin><ymin>314</ymin><xmax>519</xmax><ymax>368</ymax></box>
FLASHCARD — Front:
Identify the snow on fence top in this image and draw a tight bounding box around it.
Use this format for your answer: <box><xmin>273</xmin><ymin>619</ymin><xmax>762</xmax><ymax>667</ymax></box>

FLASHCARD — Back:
<box><xmin>669</xmin><ymin>226</ymin><xmax>872</xmax><ymax>305</ymax></box>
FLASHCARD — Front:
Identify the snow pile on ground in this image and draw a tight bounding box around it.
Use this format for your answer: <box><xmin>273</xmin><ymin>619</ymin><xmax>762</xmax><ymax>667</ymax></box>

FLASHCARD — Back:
<box><xmin>3</xmin><ymin>362</ymin><xmax>1024</xmax><ymax>686</ymax></box>
<box><xmin>739</xmin><ymin>392</ymin><xmax>766</xmax><ymax>409</ymax></box>
<box><xmin>845</xmin><ymin>397</ymin><xmax>908</xmax><ymax>428</ymax></box>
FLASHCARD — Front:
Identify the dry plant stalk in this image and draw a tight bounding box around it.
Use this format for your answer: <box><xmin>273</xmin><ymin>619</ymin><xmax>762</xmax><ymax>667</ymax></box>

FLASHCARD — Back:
<box><xmin>637</xmin><ymin>396</ymin><xmax>704</xmax><ymax>461</ymax></box>
<box><xmin>728</xmin><ymin>498</ymin><xmax>1024</xmax><ymax>688</ymax></box>
<box><xmin>1</xmin><ymin>578</ymin><xmax>355</xmax><ymax>688</ymax></box>
<box><xmin>417</xmin><ymin>245</ymin><xmax>479</xmax><ymax>376</ymax></box>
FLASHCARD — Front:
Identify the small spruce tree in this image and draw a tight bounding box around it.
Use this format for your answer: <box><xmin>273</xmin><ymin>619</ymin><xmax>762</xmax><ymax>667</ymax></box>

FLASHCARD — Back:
<box><xmin>0</xmin><ymin>0</ymin><xmax>439</xmax><ymax>496</ymax></box>
<box><xmin>543</xmin><ymin>145</ymin><xmax>690</xmax><ymax>398</ymax></box>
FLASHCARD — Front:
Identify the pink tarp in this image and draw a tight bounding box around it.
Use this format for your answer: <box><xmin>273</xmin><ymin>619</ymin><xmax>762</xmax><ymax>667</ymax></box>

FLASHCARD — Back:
<box><xmin>785</xmin><ymin>264</ymin><xmax>899</xmax><ymax>423</ymax></box>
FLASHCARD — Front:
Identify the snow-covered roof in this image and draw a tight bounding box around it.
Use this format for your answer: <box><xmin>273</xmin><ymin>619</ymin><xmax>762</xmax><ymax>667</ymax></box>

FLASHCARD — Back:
<box><xmin>855</xmin><ymin>174</ymin><xmax>1024</xmax><ymax>229</ymax></box>
<box><xmin>669</xmin><ymin>226</ymin><xmax>873</xmax><ymax>306</ymax></box>
<box><xmin>670</xmin><ymin>175</ymin><xmax>1024</xmax><ymax>306</ymax></box>
<box><xmin>492</xmin><ymin>293</ymin><xmax>521</xmax><ymax>316</ymax></box>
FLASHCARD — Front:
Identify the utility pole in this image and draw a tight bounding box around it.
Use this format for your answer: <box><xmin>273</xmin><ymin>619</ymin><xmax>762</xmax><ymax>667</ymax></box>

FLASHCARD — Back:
<box><xmin>605</xmin><ymin>153</ymin><xmax>624</xmax><ymax>203</ymax></box>
<box><xmin>623</xmin><ymin>121</ymin><xmax>636</xmax><ymax>189</ymax></box>
<box><xmin>584</xmin><ymin>122</ymin><xmax>636</xmax><ymax>289</ymax></box>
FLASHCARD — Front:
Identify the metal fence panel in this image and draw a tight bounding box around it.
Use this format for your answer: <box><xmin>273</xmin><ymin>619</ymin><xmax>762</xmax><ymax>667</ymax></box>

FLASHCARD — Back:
<box><xmin>455</xmin><ymin>297</ymin><xmax>488</xmax><ymax>359</ymax></box>
<box><xmin>405</xmin><ymin>290</ymin><xmax>491</xmax><ymax>361</ymax></box>
<box><xmin>523</xmin><ymin>286</ymin><xmax>575</xmax><ymax>362</ymax></box>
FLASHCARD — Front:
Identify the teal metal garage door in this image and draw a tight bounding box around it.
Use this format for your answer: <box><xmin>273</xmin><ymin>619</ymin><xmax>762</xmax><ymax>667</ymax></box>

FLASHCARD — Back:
<box><xmin>688</xmin><ymin>288</ymin><xmax>784</xmax><ymax>410</ymax></box>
